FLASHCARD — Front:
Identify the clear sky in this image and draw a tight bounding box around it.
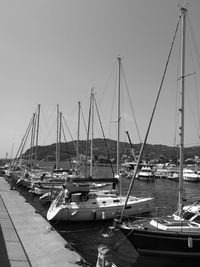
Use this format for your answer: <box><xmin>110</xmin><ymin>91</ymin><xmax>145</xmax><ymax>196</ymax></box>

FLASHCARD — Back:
<box><xmin>1</xmin><ymin>0</ymin><xmax>200</xmax><ymax>158</ymax></box>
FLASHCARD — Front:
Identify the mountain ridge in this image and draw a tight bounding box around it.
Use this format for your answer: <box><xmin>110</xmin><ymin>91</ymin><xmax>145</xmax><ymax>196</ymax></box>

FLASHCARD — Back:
<box><xmin>23</xmin><ymin>138</ymin><xmax>200</xmax><ymax>164</ymax></box>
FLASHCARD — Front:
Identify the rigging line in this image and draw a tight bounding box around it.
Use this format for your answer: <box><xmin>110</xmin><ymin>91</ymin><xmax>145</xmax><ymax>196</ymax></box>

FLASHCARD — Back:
<box><xmin>120</xmin><ymin>79</ymin><xmax>128</xmax><ymax>145</ymax></box>
<box><xmin>187</xmin><ymin>11</ymin><xmax>200</xmax><ymax>69</ymax></box>
<box><xmin>119</xmin><ymin>11</ymin><xmax>182</xmax><ymax>221</ymax></box>
<box><xmin>12</xmin><ymin>115</ymin><xmax>34</xmax><ymax>168</ymax></box>
<box><xmin>62</xmin><ymin>114</ymin><xmax>84</xmax><ymax>168</ymax></box>
<box><xmin>187</xmin><ymin>17</ymin><xmax>200</xmax><ymax>133</ymax></box>
<box><xmin>174</xmin><ymin>30</ymin><xmax>182</xmax><ymax>147</ymax></box>
<box><xmin>98</xmin><ymin>61</ymin><xmax>117</xmax><ymax>105</ymax></box>
<box><xmin>85</xmin><ymin>89</ymin><xmax>93</xmax><ymax>178</ymax></box>
<box><xmin>35</xmin><ymin>105</ymin><xmax>41</xmax><ymax>161</ymax></box>
<box><xmin>121</xmin><ymin>64</ymin><xmax>142</xmax><ymax>143</ymax></box>
<box><xmin>119</xmin><ymin>72</ymin><xmax>125</xmax><ymax>143</ymax></box>
<box><xmin>174</xmin><ymin>81</ymin><xmax>179</xmax><ymax>147</ymax></box>
<box><xmin>185</xmin><ymin>90</ymin><xmax>200</xmax><ymax>141</ymax></box>
<box><xmin>93</xmin><ymin>93</ymin><xmax>116</xmax><ymax>174</ymax></box>
<box><xmin>61</xmin><ymin>121</ymin><xmax>67</xmax><ymax>144</ymax></box>
<box><xmin>19</xmin><ymin>116</ymin><xmax>35</xmax><ymax>168</ymax></box>
<box><xmin>43</xmin><ymin>119</ymin><xmax>57</xmax><ymax>145</ymax></box>
<box><xmin>79</xmin><ymin>103</ymin><xmax>93</xmax><ymax>172</ymax></box>
<box><xmin>90</xmin><ymin>91</ymin><xmax>99</xmax><ymax>175</ymax></box>
<box><xmin>87</xmin><ymin>90</ymin><xmax>98</xmax><ymax>175</ymax></box>
<box><xmin>186</xmin><ymin>12</ymin><xmax>200</xmax><ymax>132</ymax></box>
<box><xmin>62</xmin><ymin>114</ymin><xmax>75</xmax><ymax>144</ymax></box>
<box><xmin>186</xmin><ymin>39</ymin><xmax>200</xmax><ymax>137</ymax></box>
<box><xmin>178</xmin><ymin>72</ymin><xmax>196</xmax><ymax>80</ymax></box>
<box><xmin>34</xmin><ymin>105</ymin><xmax>39</xmax><ymax>115</ymax></box>
<box><xmin>29</xmin><ymin>113</ymin><xmax>36</xmax><ymax>163</ymax></box>
<box><xmin>20</xmin><ymin>115</ymin><xmax>35</xmax><ymax>157</ymax></box>
<box><xmin>109</xmin><ymin>63</ymin><xmax>118</xmax><ymax>139</ymax></box>
<box><xmin>80</xmin><ymin>104</ymin><xmax>88</xmax><ymax>137</ymax></box>
<box><xmin>39</xmin><ymin>106</ymin><xmax>56</xmax><ymax>144</ymax></box>
<box><xmin>61</xmin><ymin>117</ymin><xmax>84</xmax><ymax>167</ymax></box>
<box><xmin>94</xmin><ymin>97</ymin><xmax>115</xmax><ymax>177</ymax></box>
<box><xmin>31</xmin><ymin>106</ymin><xmax>39</xmax><ymax>158</ymax></box>
<box><xmin>173</xmin><ymin>83</ymin><xmax>179</xmax><ymax>147</ymax></box>
<box><xmin>112</xmin><ymin>223</ymin><xmax>135</xmax><ymax>251</ymax></box>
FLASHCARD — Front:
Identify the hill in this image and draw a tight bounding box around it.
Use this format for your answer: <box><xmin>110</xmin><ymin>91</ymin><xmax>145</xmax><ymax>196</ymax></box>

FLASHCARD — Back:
<box><xmin>22</xmin><ymin>138</ymin><xmax>200</xmax><ymax>164</ymax></box>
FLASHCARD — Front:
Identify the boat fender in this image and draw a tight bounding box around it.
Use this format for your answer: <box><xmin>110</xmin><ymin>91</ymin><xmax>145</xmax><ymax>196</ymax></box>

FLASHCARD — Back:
<box><xmin>102</xmin><ymin>211</ymin><xmax>106</xmax><ymax>220</ymax></box>
<box><xmin>71</xmin><ymin>211</ymin><xmax>78</xmax><ymax>216</ymax></box>
<box><xmin>188</xmin><ymin>237</ymin><xmax>193</xmax><ymax>248</ymax></box>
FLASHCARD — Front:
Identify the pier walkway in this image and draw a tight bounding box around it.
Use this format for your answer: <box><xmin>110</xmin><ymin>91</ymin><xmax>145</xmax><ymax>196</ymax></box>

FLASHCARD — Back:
<box><xmin>0</xmin><ymin>176</ymin><xmax>82</xmax><ymax>267</ymax></box>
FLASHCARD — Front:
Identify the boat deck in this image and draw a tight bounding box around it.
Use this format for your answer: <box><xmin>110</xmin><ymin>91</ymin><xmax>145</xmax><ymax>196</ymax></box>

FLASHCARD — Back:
<box><xmin>124</xmin><ymin>217</ymin><xmax>200</xmax><ymax>235</ymax></box>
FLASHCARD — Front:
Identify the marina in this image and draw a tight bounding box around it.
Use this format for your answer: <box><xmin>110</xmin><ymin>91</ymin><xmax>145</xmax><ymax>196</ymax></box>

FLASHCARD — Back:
<box><xmin>1</xmin><ymin>2</ymin><xmax>200</xmax><ymax>267</ymax></box>
<box><xmin>2</xmin><ymin>165</ymin><xmax>200</xmax><ymax>266</ymax></box>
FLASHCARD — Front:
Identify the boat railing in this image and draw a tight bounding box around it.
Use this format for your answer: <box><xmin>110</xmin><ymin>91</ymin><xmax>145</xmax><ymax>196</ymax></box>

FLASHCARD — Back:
<box><xmin>151</xmin><ymin>205</ymin><xmax>176</xmax><ymax>217</ymax></box>
<box><xmin>120</xmin><ymin>205</ymin><xmax>177</xmax><ymax>225</ymax></box>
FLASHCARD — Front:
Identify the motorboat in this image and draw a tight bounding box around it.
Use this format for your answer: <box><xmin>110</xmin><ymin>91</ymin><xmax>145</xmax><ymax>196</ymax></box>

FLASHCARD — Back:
<box><xmin>138</xmin><ymin>166</ymin><xmax>155</xmax><ymax>181</ymax></box>
<box><xmin>183</xmin><ymin>168</ymin><xmax>200</xmax><ymax>182</ymax></box>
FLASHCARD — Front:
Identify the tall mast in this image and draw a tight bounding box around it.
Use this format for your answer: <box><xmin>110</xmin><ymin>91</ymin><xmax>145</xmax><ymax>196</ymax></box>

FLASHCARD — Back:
<box><xmin>35</xmin><ymin>104</ymin><xmax>40</xmax><ymax>161</ymax></box>
<box><xmin>90</xmin><ymin>89</ymin><xmax>94</xmax><ymax>177</ymax></box>
<box><xmin>29</xmin><ymin>113</ymin><xmax>36</xmax><ymax>166</ymax></box>
<box><xmin>117</xmin><ymin>57</ymin><xmax>121</xmax><ymax>176</ymax></box>
<box><xmin>117</xmin><ymin>57</ymin><xmax>122</xmax><ymax>198</ymax></box>
<box><xmin>56</xmin><ymin>104</ymin><xmax>59</xmax><ymax>169</ymax></box>
<box><xmin>178</xmin><ymin>7</ymin><xmax>187</xmax><ymax>217</ymax></box>
<box><xmin>55</xmin><ymin>111</ymin><xmax>62</xmax><ymax>170</ymax></box>
<box><xmin>58</xmin><ymin>111</ymin><xmax>62</xmax><ymax>169</ymax></box>
<box><xmin>77</xmin><ymin>101</ymin><xmax>80</xmax><ymax>159</ymax></box>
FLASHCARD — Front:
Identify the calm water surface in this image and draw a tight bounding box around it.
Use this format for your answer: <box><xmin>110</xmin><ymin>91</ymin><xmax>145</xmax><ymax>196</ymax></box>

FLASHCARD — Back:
<box><xmin>17</xmin><ymin>175</ymin><xmax>200</xmax><ymax>267</ymax></box>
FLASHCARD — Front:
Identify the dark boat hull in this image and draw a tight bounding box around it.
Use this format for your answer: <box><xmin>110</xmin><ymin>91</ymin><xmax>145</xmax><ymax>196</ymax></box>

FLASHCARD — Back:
<box><xmin>120</xmin><ymin>227</ymin><xmax>200</xmax><ymax>257</ymax></box>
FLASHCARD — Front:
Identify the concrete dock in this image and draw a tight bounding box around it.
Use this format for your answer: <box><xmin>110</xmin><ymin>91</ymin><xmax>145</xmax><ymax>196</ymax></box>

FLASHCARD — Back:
<box><xmin>0</xmin><ymin>176</ymin><xmax>85</xmax><ymax>267</ymax></box>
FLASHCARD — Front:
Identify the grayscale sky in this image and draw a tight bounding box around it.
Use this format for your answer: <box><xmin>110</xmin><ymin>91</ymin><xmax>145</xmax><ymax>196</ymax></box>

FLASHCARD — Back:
<box><xmin>1</xmin><ymin>0</ymin><xmax>200</xmax><ymax>158</ymax></box>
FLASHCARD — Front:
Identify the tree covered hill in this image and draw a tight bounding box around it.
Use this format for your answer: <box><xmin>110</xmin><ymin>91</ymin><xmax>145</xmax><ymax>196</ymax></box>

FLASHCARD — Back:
<box><xmin>23</xmin><ymin>138</ymin><xmax>200</xmax><ymax>164</ymax></box>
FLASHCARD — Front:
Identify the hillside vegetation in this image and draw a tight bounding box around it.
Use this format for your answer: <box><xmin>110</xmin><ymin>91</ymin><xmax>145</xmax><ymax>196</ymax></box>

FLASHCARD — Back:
<box><xmin>22</xmin><ymin>138</ymin><xmax>200</xmax><ymax>164</ymax></box>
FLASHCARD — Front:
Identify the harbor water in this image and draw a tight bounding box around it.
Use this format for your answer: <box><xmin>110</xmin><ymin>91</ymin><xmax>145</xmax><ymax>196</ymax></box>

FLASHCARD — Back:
<box><xmin>15</xmin><ymin>173</ymin><xmax>200</xmax><ymax>267</ymax></box>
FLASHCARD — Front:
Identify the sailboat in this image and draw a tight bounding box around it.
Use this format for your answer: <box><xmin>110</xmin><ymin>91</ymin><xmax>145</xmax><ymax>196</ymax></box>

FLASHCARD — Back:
<box><xmin>117</xmin><ymin>7</ymin><xmax>200</xmax><ymax>257</ymax></box>
<box><xmin>46</xmin><ymin>59</ymin><xmax>155</xmax><ymax>222</ymax></box>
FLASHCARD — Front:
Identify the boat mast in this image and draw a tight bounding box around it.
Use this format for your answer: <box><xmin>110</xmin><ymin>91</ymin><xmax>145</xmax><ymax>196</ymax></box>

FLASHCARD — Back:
<box><xmin>178</xmin><ymin>7</ymin><xmax>187</xmax><ymax>217</ymax></box>
<box><xmin>58</xmin><ymin>111</ymin><xmax>62</xmax><ymax>167</ymax></box>
<box><xmin>90</xmin><ymin>88</ymin><xmax>94</xmax><ymax>177</ymax></box>
<box><xmin>117</xmin><ymin>57</ymin><xmax>121</xmax><ymax>176</ymax></box>
<box><xmin>56</xmin><ymin>104</ymin><xmax>60</xmax><ymax>169</ymax></box>
<box><xmin>29</xmin><ymin>112</ymin><xmax>36</xmax><ymax>167</ymax></box>
<box><xmin>117</xmin><ymin>57</ymin><xmax>122</xmax><ymax>198</ymax></box>
<box><xmin>77</xmin><ymin>101</ymin><xmax>80</xmax><ymax>159</ymax></box>
<box><xmin>35</xmin><ymin>104</ymin><xmax>40</xmax><ymax>161</ymax></box>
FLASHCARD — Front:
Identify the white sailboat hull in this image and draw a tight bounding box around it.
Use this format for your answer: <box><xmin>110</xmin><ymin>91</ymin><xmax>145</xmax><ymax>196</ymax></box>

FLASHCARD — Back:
<box><xmin>47</xmin><ymin>194</ymin><xmax>155</xmax><ymax>222</ymax></box>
